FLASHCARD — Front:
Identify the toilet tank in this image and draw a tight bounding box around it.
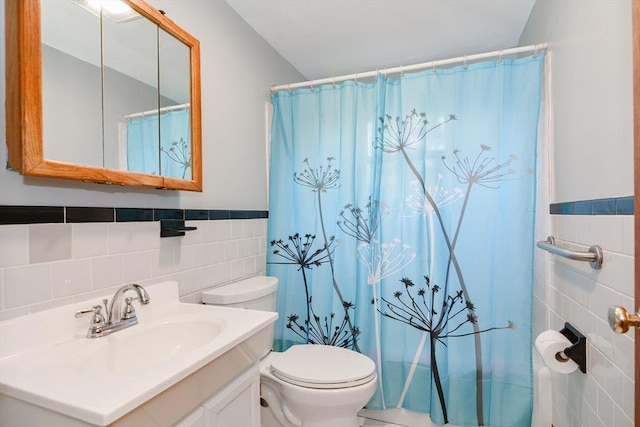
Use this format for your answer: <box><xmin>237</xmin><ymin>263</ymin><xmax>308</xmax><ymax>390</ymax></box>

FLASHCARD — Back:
<box><xmin>202</xmin><ymin>276</ymin><xmax>279</xmax><ymax>311</ymax></box>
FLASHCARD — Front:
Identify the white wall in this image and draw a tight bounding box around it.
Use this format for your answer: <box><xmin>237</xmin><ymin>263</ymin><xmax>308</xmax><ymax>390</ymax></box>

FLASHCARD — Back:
<box><xmin>0</xmin><ymin>218</ymin><xmax>268</xmax><ymax>321</ymax></box>
<box><xmin>0</xmin><ymin>1</ymin><xmax>303</xmax><ymax>324</ymax></box>
<box><xmin>521</xmin><ymin>0</ymin><xmax>633</xmax><ymax>203</ymax></box>
<box><xmin>0</xmin><ymin>0</ymin><xmax>305</xmax><ymax>210</ymax></box>
<box><xmin>521</xmin><ymin>1</ymin><xmax>635</xmax><ymax>426</ymax></box>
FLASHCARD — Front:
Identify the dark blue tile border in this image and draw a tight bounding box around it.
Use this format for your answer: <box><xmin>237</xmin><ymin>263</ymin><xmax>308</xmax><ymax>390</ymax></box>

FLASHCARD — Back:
<box><xmin>0</xmin><ymin>206</ymin><xmax>64</xmax><ymax>225</ymax></box>
<box><xmin>154</xmin><ymin>209</ymin><xmax>184</xmax><ymax>221</ymax></box>
<box><xmin>550</xmin><ymin>196</ymin><xmax>634</xmax><ymax>216</ymax></box>
<box><xmin>116</xmin><ymin>208</ymin><xmax>154</xmax><ymax>222</ymax></box>
<box><xmin>209</xmin><ymin>210</ymin><xmax>230</xmax><ymax>220</ymax></box>
<box><xmin>66</xmin><ymin>207</ymin><xmax>114</xmax><ymax>223</ymax></box>
<box><xmin>0</xmin><ymin>206</ymin><xmax>268</xmax><ymax>225</ymax></box>
<box><xmin>185</xmin><ymin>209</ymin><xmax>209</xmax><ymax>220</ymax></box>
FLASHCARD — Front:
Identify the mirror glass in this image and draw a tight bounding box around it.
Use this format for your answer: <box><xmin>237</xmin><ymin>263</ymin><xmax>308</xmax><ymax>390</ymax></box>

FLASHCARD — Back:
<box><xmin>158</xmin><ymin>29</ymin><xmax>192</xmax><ymax>179</ymax></box>
<box><xmin>102</xmin><ymin>6</ymin><xmax>160</xmax><ymax>175</ymax></box>
<box><xmin>37</xmin><ymin>0</ymin><xmax>194</xmax><ymax>182</ymax></box>
<box><xmin>40</xmin><ymin>0</ymin><xmax>103</xmax><ymax>166</ymax></box>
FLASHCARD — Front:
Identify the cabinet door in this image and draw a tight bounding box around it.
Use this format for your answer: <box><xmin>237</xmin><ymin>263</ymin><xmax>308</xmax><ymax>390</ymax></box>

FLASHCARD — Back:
<box><xmin>174</xmin><ymin>407</ymin><xmax>206</xmax><ymax>427</ymax></box>
<box><xmin>203</xmin><ymin>365</ymin><xmax>260</xmax><ymax>427</ymax></box>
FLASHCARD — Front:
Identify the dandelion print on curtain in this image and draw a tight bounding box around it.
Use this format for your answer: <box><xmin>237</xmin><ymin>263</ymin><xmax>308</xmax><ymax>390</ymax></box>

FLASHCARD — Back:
<box><xmin>267</xmin><ymin>54</ymin><xmax>543</xmax><ymax>427</ymax></box>
<box><xmin>125</xmin><ymin>107</ymin><xmax>191</xmax><ymax>178</ymax></box>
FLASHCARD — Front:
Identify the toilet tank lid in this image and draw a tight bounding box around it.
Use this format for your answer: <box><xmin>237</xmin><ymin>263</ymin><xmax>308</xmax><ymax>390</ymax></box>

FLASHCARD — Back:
<box><xmin>202</xmin><ymin>276</ymin><xmax>279</xmax><ymax>305</ymax></box>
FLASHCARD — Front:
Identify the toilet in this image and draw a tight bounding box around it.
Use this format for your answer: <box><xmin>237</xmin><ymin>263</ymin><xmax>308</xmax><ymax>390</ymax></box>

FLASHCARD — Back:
<box><xmin>202</xmin><ymin>276</ymin><xmax>377</xmax><ymax>427</ymax></box>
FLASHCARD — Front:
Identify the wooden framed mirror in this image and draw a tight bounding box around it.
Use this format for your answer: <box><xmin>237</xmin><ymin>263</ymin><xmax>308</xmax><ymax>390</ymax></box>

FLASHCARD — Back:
<box><xmin>5</xmin><ymin>0</ymin><xmax>202</xmax><ymax>191</ymax></box>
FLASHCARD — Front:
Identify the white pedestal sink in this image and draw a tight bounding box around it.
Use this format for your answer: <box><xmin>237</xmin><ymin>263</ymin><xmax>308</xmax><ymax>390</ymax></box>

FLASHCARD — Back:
<box><xmin>0</xmin><ymin>281</ymin><xmax>277</xmax><ymax>426</ymax></box>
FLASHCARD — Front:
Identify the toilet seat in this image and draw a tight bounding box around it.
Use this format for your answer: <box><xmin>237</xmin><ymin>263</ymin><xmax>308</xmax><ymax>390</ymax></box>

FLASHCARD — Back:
<box><xmin>269</xmin><ymin>345</ymin><xmax>376</xmax><ymax>389</ymax></box>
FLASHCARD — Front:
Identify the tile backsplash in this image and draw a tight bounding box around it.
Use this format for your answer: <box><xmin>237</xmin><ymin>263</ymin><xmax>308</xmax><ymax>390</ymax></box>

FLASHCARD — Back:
<box><xmin>534</xmin><ymin>211</ymin><xmax>635</xmax><ymax>427</ymax></box>
<box><xmin>0</xmin><ymin>209</ymin><xmax>268</xmax><ymax>321</ymax></box>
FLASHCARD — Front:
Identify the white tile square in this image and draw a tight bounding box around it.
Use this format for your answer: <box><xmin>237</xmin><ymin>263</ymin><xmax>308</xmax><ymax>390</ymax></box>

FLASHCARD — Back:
<box><xmin>29</xmin><ymin>224</ymin><xmax>72</xmax><ymax>264</ymax></box>
<box><xmin>620</xmin><ymin>373</ymin><xmax>635</xmax><ymax>420</ymax></box>
<box><xmin>174</xmin><ymin>245</ymin><xmax>194</xmax><ymax>272</ymax></box>
<box><xmin>123</xmin><ymin>252</ymin><xmax>151</xmax><ymax>282</ymax></box>
<box><xmin>0</xmin><ymin>225</ymin><xmax>29</xmax><ymax>267</ymax></box>
<box><xmin>209</xmin><ymin>242</ymin><xmax>225</xmax><ymax>264</ymax></box>
<box><xmin>596</xmin><ymin>251</ymin><xmax>634</xmax><ymax>297</ymax></box>
<box><xmin>150</xmin><ymin>248</ymin><xmax>175</xmax><ymax>277</ymax></box>
<box><xmin>30</xmin><ymin>296</ymin><xmax>76</xmax><ymax>314</ymax></box>
<box><xmin>230</xmin><ymin>259</ymin><xmax>245</xmax><ymax>280</ymax></box>
<box><xmin>230</xmin><ymin>220</ymin><xmax>245</xmax><ymax>240</ymax></box>
<box><xmin>108</xmin><ymin>222</ymin><xmax>138</xmax><ymax>255</ymax></box>
<box><xmin>255</xmin><ymin>219</ymin><xmax>268</xmax><ymax>238</ymax></box>
<box><xmin>182</xmin><ymin>220</ymin><xmax>208</xmax><ymax>245</ymax></box>
<box><xmin>136</xmin><ymin>222</ymin><xmax>161</xmax><ymax>251</ymax></box>
<box><xmin>211</xmin><ymin>262</ymin><xmax>231</xmax><ymax>286</ymax></box>
<box><xmin>52</xmin><ymin>259</ymin><xmax>92</xmax><ymax>298</ymax></box>
<box><xmin>612</xmin><ymin>404</ymin><xmax>633</xmax><ymax>427</ymax></box>
<box><xmin>255</xmin><ymin>253</ymin><xmax>266</xmax><ymax>272</ymax></box>
<box><xmin>91</xmin><ymin>255</ymin><xmax>124</xmax><ymax>290</ymax></box>
<box><xmin>244</xmin><ymin>257</ymin><xmax>256</xmax><ymax>276</ymax></box>
<box><xmin>589</xmin><ymin>215</ymin><xmax>623</xmax><ymax>254</ymax></box>
<box><xmin>612</xmin><ymin>333</ymin><xmax>634</xmax><ymax>379</ymax></box>
<box><xmin>596</xmin><ymin>386</ymin><xmax>614</xmax><ymax>427</ymax></box>
<box><xmin>179</xmin><ymin>268</ymin><xmax>204</xmax><ymax>296</ymax></box>
<box><xmin>192</xmin><ymin>244</ymin><xmax>209</xmax><ymax>268</ymax></box>
<box><xmin>214</xmin><ymin>221</ymin><xmax>230</xmax><ymax>242</ymax></box>
<box><xmin>72</xmin><ymin>223</ymin><xmax>108</xmax><ymax>258</ymax></box>
<box><xmin>4</xmin><ymin>264</ymin><xmax>52</xmax><ymax>308</ymax></box>
<box><xmin>224</xmin><ymin>240</ymin><xmax>239</xmax><ymax>261</ymax></box>
<box><xmin>237</xmin><ymin>239</ymin><xmax>250</xmax><ymax>258</ymax></box>
<box><xmin>620</xmin><ymin>216</ymin><xmax>634</xmax><ymax>256</ymax></box>
<box><xmin>0</xmin><ymin>270</ymin><xmax>4</xmax><ymax>310</ymax></box>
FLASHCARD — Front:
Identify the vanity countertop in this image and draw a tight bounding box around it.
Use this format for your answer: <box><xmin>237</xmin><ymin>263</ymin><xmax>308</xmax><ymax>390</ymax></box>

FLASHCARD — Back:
<box><xmin>0</xmin><ymin>281</ymin><xmax>277</xmax><ymax>426</ymax></box>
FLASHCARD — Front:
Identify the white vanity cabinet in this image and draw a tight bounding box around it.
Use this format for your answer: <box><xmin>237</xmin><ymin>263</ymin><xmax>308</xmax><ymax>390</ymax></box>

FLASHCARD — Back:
<box><xmin>176</xmin><ymin>364</ymin><xmax>260</xmax><ymax>427</ymax></box>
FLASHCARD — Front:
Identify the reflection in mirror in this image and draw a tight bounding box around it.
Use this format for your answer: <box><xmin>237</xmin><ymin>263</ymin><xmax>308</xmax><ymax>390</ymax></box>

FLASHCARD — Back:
<box><xmin>6</xmin><ymin>0</ymin><xmax>202</xmax><ymax>190</ymax></box>
<box><xmin>158</xmin><ymin>29</ymin><xmax>191</xmax><ymax>179</ymax></box>
<box><xmin>102</xmin><ymin>6</ymin><xmax>160</xmax><ymax>175</ymax></box>
<box><xmin>40</xmin><ymin>0</ymin><xmax>102</xmax><ymax>166</ymax></box>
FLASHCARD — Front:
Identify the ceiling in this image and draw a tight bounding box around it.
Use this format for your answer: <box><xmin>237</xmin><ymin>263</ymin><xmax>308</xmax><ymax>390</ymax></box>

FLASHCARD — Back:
<box><xmin>224</xmin><ymin>0</ymin><xmax>537</xmax><ymax>81</ymax></box>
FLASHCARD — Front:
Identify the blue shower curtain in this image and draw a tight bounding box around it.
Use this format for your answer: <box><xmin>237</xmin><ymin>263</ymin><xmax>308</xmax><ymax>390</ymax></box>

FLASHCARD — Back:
<box><xmin>126</xmin><ymin>108</ymin><xmax>191</xmax><ymax>178</ymax></box>
<box><xmin>267</xmin><ymin>55</ymin><xmax>543</xmax><ymax>427</ymax></box>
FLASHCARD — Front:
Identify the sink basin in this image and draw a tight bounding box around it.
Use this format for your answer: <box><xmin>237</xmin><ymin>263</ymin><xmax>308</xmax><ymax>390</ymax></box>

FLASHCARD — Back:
<box><xmin>70</xmin><ymin>314</ymin><xmax>226</xmax><ymax>377</ymax></box>
<box><xmin>0</xmin><ymin>281</ymin><xmax>278</xmax><ymax>426</ymax></box>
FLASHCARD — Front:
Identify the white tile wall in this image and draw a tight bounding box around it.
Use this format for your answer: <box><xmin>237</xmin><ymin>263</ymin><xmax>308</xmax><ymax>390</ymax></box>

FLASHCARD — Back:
<box><xmin>534</xmin><ymin>214</ymin><xmax>635</xmax><ymax>427</ymax></box>
<box><xmin>0</xmin><ymin>219</ymin><xmax>268</xmax><ymax>321</ymax></box>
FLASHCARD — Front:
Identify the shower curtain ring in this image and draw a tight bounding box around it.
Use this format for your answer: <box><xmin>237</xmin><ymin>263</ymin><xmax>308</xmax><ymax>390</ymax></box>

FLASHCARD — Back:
<box><xmin>354</xmin><ymin>73</ymin><xmax>359</xmax><ymax>85</ymax></box>
<box><xmin>287</xmin><ymin>84</ymin><xmax>292</xmax><ymax>93</ymax></box>
<box><xmin>332</xmin><ymin>77</ymin><xmax>336</xmax><ymax>88</ymax></box>
<box><xmin>463</xmin><ymin>55</ymin><xmax>468</xmax><ymax>69</ymax></box>
<box><xmin>400</xmin><ymin>65</ymin><xmax>404</xmax><ymax>78</ymax></box>
<box><xmin>498</xmin><ymin>49</ymin><xmax>504</xmax><ymax>64</ymax></box>
<box><xmin>534</xmin><ymin>44</ymin><xmax>540</xmax><ymax>58</ymax></box>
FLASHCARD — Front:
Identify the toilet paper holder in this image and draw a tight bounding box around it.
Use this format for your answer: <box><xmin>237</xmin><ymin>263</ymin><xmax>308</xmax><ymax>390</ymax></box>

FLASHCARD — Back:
<box><xmin>558</xmin><ymin>322</ymin><xmax>587</xmax><ymax>374</ymax></box>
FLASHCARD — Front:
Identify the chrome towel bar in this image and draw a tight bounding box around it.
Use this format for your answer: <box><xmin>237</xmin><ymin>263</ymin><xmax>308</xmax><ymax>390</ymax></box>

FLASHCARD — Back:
<box><xmin>536</xmin><ymin>235</ymin><xmax>603</xmax><ymax>270</ymax></box>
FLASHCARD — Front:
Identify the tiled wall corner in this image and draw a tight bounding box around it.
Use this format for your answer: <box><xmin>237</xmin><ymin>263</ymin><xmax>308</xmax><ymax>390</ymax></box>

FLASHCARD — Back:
<box><xmin>0</xmin><ymin>218</ymin><xmax>268</xmax><ymax>321</ymax></box>
<box><xmin>538</xmin><ymin>214</ymin><xmax>635</xmax><ymax>427</ymax></box>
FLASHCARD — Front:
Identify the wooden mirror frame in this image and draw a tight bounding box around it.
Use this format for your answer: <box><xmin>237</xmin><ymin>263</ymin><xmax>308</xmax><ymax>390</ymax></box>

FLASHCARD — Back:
<box><xmin>5</xmin><ymin>0</ymin><xmax>202</xmax><ymax>191</ymax></box>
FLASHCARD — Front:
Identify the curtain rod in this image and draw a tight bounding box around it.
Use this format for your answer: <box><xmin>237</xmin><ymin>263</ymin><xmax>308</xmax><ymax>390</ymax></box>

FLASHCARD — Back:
<box><xmin>125</xmin><ymin>102</ymin><xmax>190</xmax><ymax>120</ymax></box>
<box><xmin>270</xmin><ymin>43</ymin><xmax>548</xmax><ymax>92</ymax></box>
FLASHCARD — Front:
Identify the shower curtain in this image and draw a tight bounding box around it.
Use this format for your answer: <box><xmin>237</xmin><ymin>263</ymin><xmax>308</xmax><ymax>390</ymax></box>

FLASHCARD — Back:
<box><xmin>126</xmin><ymin>108</ymin><xmax>191</xmax><ymax>178</ymax></box>
<box><xmin>267</xmin><ymin>55</ymin><xmax>543</xmax><ymax>427</ymax></box>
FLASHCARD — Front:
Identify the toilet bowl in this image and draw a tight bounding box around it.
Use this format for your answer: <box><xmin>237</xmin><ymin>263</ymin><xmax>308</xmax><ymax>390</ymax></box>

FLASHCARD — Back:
<box><xmin>261</xmin><ymin>344</ymin><xmax>377</xmax><ymax>427</ymax></box>
<box><xmin>202</xmin><ymin>276</ymin><xmax>377</xmax><ymax>427</ymax></box>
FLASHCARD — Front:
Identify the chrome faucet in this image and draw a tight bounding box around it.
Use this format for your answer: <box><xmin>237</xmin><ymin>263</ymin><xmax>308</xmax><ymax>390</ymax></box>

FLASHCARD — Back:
<box><xmin>106</xmin><ymin>283</ymin><xmax>151</xmax><ymax>325</ymax></box>
<box><xmin>75</xmin><ymin>284</ymin><xmax>150</xmax><ymax>338</ymax></box>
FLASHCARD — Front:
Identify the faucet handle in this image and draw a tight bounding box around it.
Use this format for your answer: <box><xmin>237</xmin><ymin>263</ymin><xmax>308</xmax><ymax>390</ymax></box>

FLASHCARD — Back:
<box><xmin>122</xmin><ymin>297</ymin><xmax>137</xmax><ymax>320</ymax></box>
<box><xmin>75</xmin><ymin>305</ymin><xmax>106</xmax><ymax>331</ymax></box>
